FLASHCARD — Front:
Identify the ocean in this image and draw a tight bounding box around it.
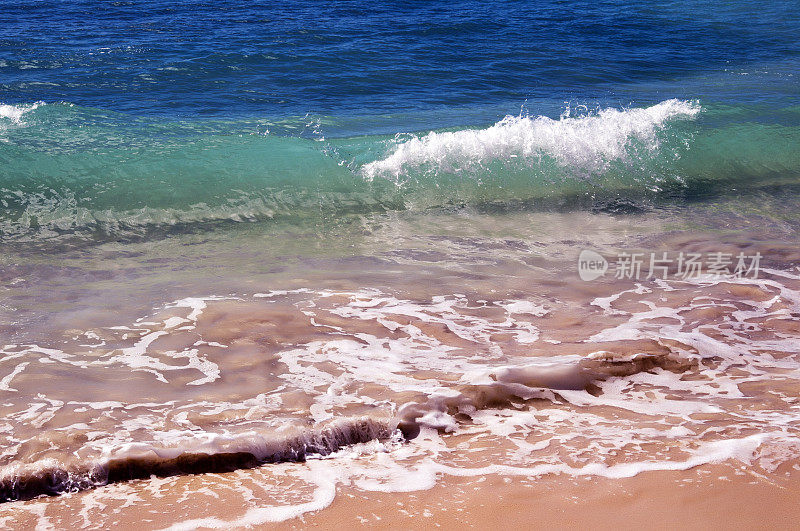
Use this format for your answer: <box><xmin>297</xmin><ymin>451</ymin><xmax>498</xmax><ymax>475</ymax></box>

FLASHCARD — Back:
<box><xmin>2</xmin><ymin>0</ymin><xmax>800</xmax><ymax>527</ymax></box>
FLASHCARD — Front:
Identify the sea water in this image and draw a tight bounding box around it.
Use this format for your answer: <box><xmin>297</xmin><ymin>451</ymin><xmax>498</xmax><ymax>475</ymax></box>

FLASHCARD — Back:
<box><xmin>2</xmin><ymin>0</ymin><xmax>800</xmax><ymax>526</ymax></box>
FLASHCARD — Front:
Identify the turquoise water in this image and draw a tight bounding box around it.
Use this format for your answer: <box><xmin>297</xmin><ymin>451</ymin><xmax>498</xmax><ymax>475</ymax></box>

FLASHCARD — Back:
<box><xmin>2</xmin><ymin>100</ymin><xmax>799</xmax><ymax>243</ymax></box>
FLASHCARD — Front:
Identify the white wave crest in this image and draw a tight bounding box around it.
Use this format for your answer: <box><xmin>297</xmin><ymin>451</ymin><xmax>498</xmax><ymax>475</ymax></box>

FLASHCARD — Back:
<box><xmin>0</xmin><ymin>102</ymin><xmax>42</xmax><ymax>124</ymax></box>
<box><xmin>362</xmin><ymin>99</ymin><xmax>700</xmax><ymax>180</ymax></box>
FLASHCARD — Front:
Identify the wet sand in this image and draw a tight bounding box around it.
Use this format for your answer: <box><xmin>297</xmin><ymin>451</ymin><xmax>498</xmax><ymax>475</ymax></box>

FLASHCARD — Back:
<box><xmin>2</xmin><ymin>461</ymin><xmax>798</xmax><ymax>529</ymax></box>
<box><xmin>291</xmin><ymin>464</ymin><xmax>800</xmax><ymax>530</ymax></box>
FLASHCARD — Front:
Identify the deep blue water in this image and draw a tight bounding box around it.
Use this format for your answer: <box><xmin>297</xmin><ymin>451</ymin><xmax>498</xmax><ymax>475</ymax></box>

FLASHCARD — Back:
<box><xmin>1</xmin><ymin>0</ymin><xmax>800</xmax><ymax>243</ymax></box>
<box><xmin>3</xmin><ymin>0</ymin><xmax>799</xmax><ymax>117</ymax></box>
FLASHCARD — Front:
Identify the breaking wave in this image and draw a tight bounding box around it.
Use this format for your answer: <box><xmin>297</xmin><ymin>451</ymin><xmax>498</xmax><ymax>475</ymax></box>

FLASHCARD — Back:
<box><xmin>362</xmin><ymin>99</ymin><xmax>701</xmax><ymax>180</ymax></box>
<box><xmin>0</xmin><ymin>418</ymin><xmax>393</xmax><ymax>502</ymax></box>
<box><xmin>0</xmin><ymin>102</ymin><xmax>42</xmax><ymax>124</ymax></box>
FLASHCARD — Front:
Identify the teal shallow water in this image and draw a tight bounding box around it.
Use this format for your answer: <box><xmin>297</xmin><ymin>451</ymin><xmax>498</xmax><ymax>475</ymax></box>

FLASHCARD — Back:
<box><xmin>2</xmin><ymin>99</ymin><xmax>800</xmax><ymax>245</ymax></box>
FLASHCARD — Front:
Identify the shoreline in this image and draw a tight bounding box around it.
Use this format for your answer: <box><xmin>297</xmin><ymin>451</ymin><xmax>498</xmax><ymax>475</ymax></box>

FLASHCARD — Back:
<box><xmin>2</xmin><ymin>459</ymin><xmax>798</xmax><ymax>529</ymax></box>
<box><xmin>287</xmin><ymin>462</ymin><xmax>800</xmax><ymax>530</ymax></box>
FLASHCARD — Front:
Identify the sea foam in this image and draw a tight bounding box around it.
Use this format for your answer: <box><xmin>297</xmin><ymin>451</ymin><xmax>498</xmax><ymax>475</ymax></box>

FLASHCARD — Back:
<box><xmin>362</xmin><ymin>99</ymin><xmax>701</xmax><ymax>180</ymax></box>
<box><xmin>0</xmin><ymin>102</ymin><xmax>42</xmax><ymax>124</ymax></box>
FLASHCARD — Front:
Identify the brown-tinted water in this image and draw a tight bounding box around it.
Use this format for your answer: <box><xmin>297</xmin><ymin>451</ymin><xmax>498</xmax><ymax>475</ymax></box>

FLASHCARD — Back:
<box><xmin>2</xmin><ymin>205</ymin><xmax>800</xmax><ymax>527</ymax></box>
